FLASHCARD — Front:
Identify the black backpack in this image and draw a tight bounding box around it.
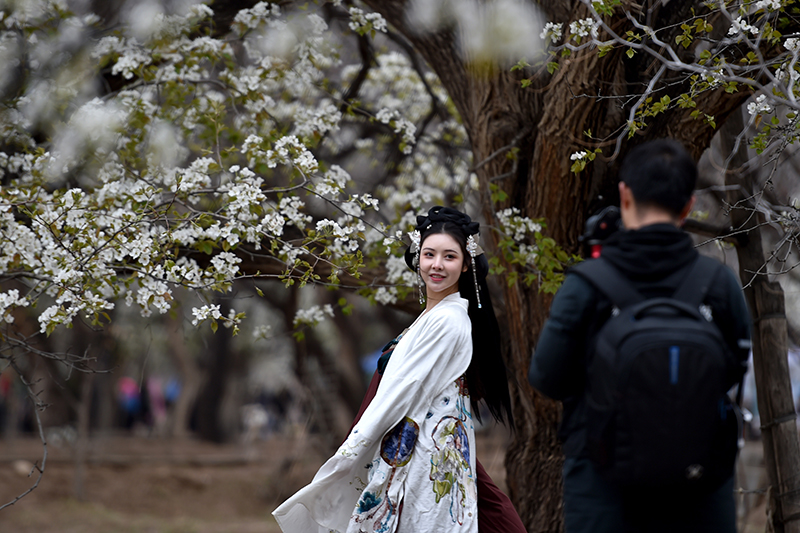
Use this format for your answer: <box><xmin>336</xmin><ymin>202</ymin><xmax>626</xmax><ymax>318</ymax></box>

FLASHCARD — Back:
<box><xmin>571</xmin><ymin>255</ymin><xmax>741</xmax><ymax>492</ymax></box>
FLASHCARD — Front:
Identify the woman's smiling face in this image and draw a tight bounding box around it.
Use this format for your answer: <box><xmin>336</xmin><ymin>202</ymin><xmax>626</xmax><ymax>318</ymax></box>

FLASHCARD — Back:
<box><xmin>419</xmin><ymin>232</ymin><xmax>468</xmax><ymax>302</ymax></box>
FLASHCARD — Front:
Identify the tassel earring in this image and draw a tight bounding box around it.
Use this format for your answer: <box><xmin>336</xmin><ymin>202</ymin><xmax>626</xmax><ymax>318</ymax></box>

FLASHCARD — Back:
<box><xmin>466</xmin><ymin>234</ymin><xmax>481</xmax><ymax>309</ymax></box>
<box><xmin>417</xmin><ymin>266</ymin><xmax>425</xmax><ymax>305</ymax></box>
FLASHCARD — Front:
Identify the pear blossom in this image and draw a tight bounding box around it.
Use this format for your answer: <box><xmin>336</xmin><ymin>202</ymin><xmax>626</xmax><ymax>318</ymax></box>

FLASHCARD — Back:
<box><xmin>0</xmin><ymin>289</ymin><xmax>28</xmax><ymax>323</ymax></box>
<box><xmin>755</xmin><ymin>0</ymin><xmax>782</xmax><ymax>10</ymax></box>
<box><xmin>747</xmin><ymin>94</ymin><xmax>773</xmax><ymax>115</ymax></box>
<box><xmin>191</xmin><ymin>304</ymin><xmax>222</xmax><ymax>326</ymax></box>
<box><xmin>569</xmin><ymin>18</ymin><xmax>599</xmax><ymax>40</ymax></box>
<box><xmin>540</xmin><ymin>22</ymin><xmax>563</xmax><ymax>42</ymax></box>
<box><xmin>293</xmin><ymin>304</ymin><xmax>335</xmax><ymax>327</ymax></box>
<box><xmin>348</xmin><ymin>7</ymin><xmax>388</xmax><ymax>34</ymax></box>
<box><xmin>728</xmin><ymin>17</ymin><xmax>759</xmax><ymax>37</ymax></box>
<box><xmin>497</xmin><ymin>208</ymin><xmax>543</xmax><ymax>241</ymax></box>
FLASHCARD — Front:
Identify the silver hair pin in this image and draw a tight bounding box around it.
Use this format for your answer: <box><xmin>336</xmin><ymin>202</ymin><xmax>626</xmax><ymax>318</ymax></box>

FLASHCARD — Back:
<box><xmin>466</xmin><ymin>234</ymin><xmax>481</xmax><ymax>309</ymax></box>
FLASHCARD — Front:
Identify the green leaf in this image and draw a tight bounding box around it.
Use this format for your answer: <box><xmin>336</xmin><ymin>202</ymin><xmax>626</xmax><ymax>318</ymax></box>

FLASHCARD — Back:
<box><xmin>199</xmin><ymin>240</ymin><xmax>214</xmax><ymax>255</ymax></box>
<box><xmin>626</xmin><ymin>48</ymin><xmax>635</xmax><ymax>58</ymax></box>
<box><xmin>511</xmin><ymin>59</ymin><xmax>530</xmax><ymax>72</ymax></box>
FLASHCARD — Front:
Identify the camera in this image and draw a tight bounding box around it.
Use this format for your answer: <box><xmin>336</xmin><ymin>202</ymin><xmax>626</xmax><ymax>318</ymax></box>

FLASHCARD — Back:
<box><xmin>579</xmin><ymin>206</ymin><xmax>621</xmax><ymax>258</ymax></box>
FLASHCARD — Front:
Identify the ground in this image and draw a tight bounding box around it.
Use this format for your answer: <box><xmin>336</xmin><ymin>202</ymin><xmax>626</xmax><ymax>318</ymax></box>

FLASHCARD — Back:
<box><xmin>0</xmin><ymin>432</ymin><xmax>770</xmax><ymax>532</ymax></box>
<box><xmin>0</xmin><ymin>430</ymin><xmax>512</xmax><ymax>533</ymax></box>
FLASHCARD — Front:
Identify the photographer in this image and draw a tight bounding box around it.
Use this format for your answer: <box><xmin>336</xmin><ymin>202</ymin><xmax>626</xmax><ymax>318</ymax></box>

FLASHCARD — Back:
<box><xmin>528</xmin><ymin>139</ymin><xmax>751</xmax><ymax>532</ymax></box>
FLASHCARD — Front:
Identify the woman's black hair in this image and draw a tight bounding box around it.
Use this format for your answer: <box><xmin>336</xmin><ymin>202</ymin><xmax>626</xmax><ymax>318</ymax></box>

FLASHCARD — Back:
<box><xmin>404</xmin><ymin>206</ymin><xmax>513</xmax><ymax>426</ymax></box>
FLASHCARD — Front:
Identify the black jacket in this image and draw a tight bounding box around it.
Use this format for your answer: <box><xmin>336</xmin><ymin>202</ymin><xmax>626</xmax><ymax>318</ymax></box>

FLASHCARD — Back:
<box><xmin>528</xmin><ymin>223</ymin><xmax>751</xmax><ymax>457</ymax></box>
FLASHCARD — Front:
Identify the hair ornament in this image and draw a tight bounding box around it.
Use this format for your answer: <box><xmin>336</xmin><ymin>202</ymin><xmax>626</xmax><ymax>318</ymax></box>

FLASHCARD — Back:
<box><xmin>409</xmin><ymin>230</ymin><xmax>421</xmax><ymax>255</ymax></box>
<box><xmin>409</xmin><ymin>230</ymin><xmax>424</xmax><ymax>304</ymax></box>
<box><xmin>466</xmin><ymin>234</ymin><xmax>479</xmax><ymax>258</ymax></box>
<box><xmin>467</xmin><ymin>234</ymin><xmax>482</xmax><ymax>309</ymax></box>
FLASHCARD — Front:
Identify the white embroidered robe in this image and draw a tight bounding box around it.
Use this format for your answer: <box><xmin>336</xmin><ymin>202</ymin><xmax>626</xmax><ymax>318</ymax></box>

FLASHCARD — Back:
<box><xmin>273</xmin><ymin>293</ymin><xmax>478</xmax><ymax>533</ymax></box>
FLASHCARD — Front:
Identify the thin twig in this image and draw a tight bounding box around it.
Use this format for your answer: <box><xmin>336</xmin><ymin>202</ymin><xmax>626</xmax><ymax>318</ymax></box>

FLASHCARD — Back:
<box><xmin>0</xmin><ymin>360</ymin><xmax>47</xmax><ymax>511</ymax></box>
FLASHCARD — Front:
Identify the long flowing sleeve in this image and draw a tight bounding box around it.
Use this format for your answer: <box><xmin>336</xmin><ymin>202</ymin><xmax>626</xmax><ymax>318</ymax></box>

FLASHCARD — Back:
<box><xmin>273</xmin><ymin>296</ymin><xmax>474</xmax><ymax>533</ymax></box>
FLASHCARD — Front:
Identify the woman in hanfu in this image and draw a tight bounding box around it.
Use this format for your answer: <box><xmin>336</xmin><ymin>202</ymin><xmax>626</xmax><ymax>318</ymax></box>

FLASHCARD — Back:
<box><xmin>273</xmin><ymin>206</ymin><xmax>525</xmax><ymax>533</ymax></box>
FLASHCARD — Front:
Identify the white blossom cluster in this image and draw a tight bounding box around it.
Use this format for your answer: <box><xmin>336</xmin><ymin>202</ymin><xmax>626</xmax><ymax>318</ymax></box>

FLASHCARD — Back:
<box><xmin>94</xmin><ymin>37</ymin><xmax>152</xmax><ymax>80</ymax></box>
<box><xmin>0</xmin><ymin>0</ymin><xmax>473</xmax><ymax>344</ymax></box>
<box><xmin>191</xmin><ymin>305</ymin><xmax>241</xmax><ymax>329</ymax></box>
<box><xmin>341</xmin><ymin>52</ymin><xmax>447</xmax><ymax>126</ymax></box>
<box><xmin>252</xmin><ymin>324</ymin><xmax>273</xmax><ymax>340</ymax></box>
<box><xmin>376</xmin><ymin>108</ymin><xmax>417</xmax><ymax>154</ymax></box>
<box><xmin>540</xmin><ymin>22</ymin><xmax>563</xmax><ymax>42</ymax></box>
<box><xmin>728</xmin><ymin>17</ymin><xmax>759</xmax><ymax>37</ymax></box>
<box><xmin>772</xmin><ymin>35</ymin><xmax>800</xmax><ymax>85</ymax></box>
<box><xmin>0</xmin><ymin>289</ymin><xmax>29</xmax><ymax>323</ymax></box>
<box><xmin>316</xmin><ymin>216</ymin><xmax>364</xmax><ymax>254</ymax></box>
<box><xmin>406</xmin><ymin>0</ymin><xmax>544</xmax><ymax>65</ymax></box>
<box><xmin>191</xmin><ymin>304</ymin><xmax>220</xmax><ymax>325</ymax></box>
<box><xmin>279</xmin><ymin>197</ymin><xmax>312</xmax><ymax>231</ymax></box>
<box><xmin>569</xmin><ymin>18</ymin><xmax>599</xmax><ymax>41</ymax></box>
<box><xmin>294</xmin><ymin>102</ymin><xmax>343</xmax><ymax>139</ymax></box>
<box><xmin>496</xmin><ymin>207</ymin><xmax>543</xmax><ymax>241</ymax></box>
<box><xmin>747</xmin><ymin>94</ymin><xmax>773</xmax><ymax>115</ymax></box>
<box><xmin>755</xmin><ymin>0</ymin><xmax>782</xmax><ymax>10</ymax></box>
<box><xmin>348</xmin><ymin>7</ymin><xmax>388</xmax><ymax>34</ymax></box>
<box><xmin>775</xmin><ymin>66</ymin><xmax>800</xmax><ymax>83</ymax></box>
<box><xmin>233</xmin><ymin>1</ymin><xmax>281</xmax><ymax>32</ymax></box>
<box><xmin>702</xmin><ymin>70</ymin><xmax>724</xmax><ymax>88</ymax></box>
<box><xmin>314</xmin><ymin>165</ymin><xmax>351</xmax><ymax>199</ymax></box>
<box><xmin>293</xmin><ymin>304</ymin><xmax>334</xmax><ymax>327</ymax></box>
<box><xmin>570</xmin><ymin>151</ymin><xmax>588</xmax><ymax>161</ymax></box>
<box><xmin>266</xmin><ymin>135</ymin><xmax>319</xmax><ymax>174</ymax></box>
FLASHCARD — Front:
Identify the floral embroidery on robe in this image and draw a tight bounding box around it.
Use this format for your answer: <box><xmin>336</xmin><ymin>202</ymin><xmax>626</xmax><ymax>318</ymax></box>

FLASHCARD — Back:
<box><xmin>273</xmin><ymin>293</ymin><xmax>478</xmax><ymax>533</ymax></box>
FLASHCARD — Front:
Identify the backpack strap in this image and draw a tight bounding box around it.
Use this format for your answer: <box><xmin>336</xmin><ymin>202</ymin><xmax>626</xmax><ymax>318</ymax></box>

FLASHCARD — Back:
<box><xmin>570</xmin><ymin>258</ymin><xmax>644</xmax><ymax>309</ymax></box>
<box><xmin>671</xmin><ymin>255</ymin><xmax>723</xmax><ymax>308</ymax></box>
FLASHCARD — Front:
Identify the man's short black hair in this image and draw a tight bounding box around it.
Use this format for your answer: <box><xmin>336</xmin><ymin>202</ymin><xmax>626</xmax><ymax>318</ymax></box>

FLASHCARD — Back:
<box><xmin>618</xmin><ymin>139</ymin><xmax>697</xmax><ymax>216</ymax></box>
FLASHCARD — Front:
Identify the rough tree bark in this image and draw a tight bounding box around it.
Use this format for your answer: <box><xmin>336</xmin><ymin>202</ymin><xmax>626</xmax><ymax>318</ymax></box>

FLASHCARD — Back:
<box><xmin>362</xmin><ymin>1</ymin><xmax>751</xmax><ymax>530</ymax></box>
<box><xmin>720</xmin><ymin>112</ymin><xmax>800</xmax><ymax>533</ymax></box>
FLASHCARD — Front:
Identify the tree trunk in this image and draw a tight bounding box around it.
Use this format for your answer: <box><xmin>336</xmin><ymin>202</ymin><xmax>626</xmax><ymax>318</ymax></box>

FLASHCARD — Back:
<box><xmin>194</xmin><ymin>299</ymin><xmax>234</xmax><ymax>443</ymax></box>
<box><xmin>327</xmin><ymin>291</ymin><xmax>370</xmax><ymax>415</ymax></box>
<box><xmin>165</xmin><ymin>315</ymin><xmax>203</xmax><ymax>440</ymax></box>
<box><xmin>68</xmin><ymin>323</ymin><xmax>93</xmax><ymax>501</ymax></box>
<box><xmin>73</xmin><ymin>369</ymin><xmax>93</xmax><ymax>501</ymax></box>
<box><xmin>720</xmin><ymin>112</ymin><xmax>800</xmax><ymax>533</ymax></box>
